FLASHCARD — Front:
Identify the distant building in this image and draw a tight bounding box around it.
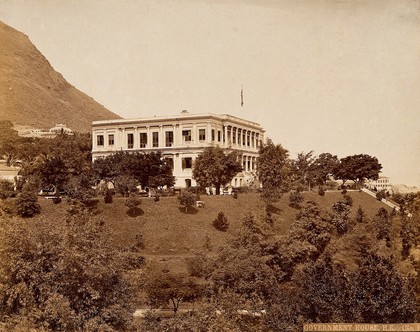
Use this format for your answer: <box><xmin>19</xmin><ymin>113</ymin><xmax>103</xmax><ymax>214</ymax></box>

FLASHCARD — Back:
<box><xmin>19</xmin><ymin>124</ymin><xmax>73</xmax><ymax>138</ymax></box>
<box><xmin>92</xmin><ymin>112</ymin><xmax>265</xmax><ymax>189</ymax></box>
<box><xmin>366</xmin><ymin>176</ymin><xmax>392</xmax><ymax>193</ymax></box>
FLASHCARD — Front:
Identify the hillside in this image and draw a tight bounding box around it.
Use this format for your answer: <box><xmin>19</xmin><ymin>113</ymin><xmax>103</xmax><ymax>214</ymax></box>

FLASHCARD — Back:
<box><xmin>34</xmin><ymin>191</ymin><xmax>391</xmax><ymax>254</ymax></box>
<box><xmin>0</xmin><ymin>21</ymin><xmax>120</xmax><ymax>133</ymax></box>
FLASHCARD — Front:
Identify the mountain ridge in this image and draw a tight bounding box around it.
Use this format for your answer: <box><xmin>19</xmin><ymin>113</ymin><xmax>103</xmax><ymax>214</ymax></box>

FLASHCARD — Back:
<box><xmin>0</xmin><ymin>21</ymin><xmax>121</xmax><ymax>133</ymax></box>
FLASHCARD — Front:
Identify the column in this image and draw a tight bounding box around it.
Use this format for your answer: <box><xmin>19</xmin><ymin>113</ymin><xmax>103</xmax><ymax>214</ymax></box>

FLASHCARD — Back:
<box><xmin>132</xmin><ymin>127</ymin><xmax>138</xmax><ymax>149</ymax></box>
<box><xmin>224</xmin><ymin>125</ymin><xmax>228</xmax><ymax>147</ymax></box>
<box><xmin>192</xmin><ymin>122</ymin><xmax>197</xmax><ymax>144</ymax></box>
<box><xmin>206</xmin><ymin>123</ymin><xmax>211</xmax><ymax>144</ymax></box>
<box><xmin>159</xmin><ymin>125</ymin><xmax>163</xmax><ymax>148</ymax></box>
<box><xmin>146</xmin><ymin>126</ymin><xmax>150</xmax><ymax>148</ymax></box>
<box><xmin>173</xmin><ymin>125</ymin><xmax>177</xmax><ymax>147</ymax></box>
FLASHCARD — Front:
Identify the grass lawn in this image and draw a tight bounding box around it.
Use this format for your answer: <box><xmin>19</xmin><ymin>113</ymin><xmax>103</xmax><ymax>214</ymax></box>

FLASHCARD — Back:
<box><xmin>34</xmin><ymin>190</ymin><xmax>391</xmax><ymax>256</ymax></box>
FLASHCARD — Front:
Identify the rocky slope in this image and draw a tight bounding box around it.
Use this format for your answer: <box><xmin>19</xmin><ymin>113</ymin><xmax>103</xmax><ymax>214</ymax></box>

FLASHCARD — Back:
<box><xmin>0</xmin><ymin>21</ymin><xmax>120</xmax><ymax>133</ymax></box>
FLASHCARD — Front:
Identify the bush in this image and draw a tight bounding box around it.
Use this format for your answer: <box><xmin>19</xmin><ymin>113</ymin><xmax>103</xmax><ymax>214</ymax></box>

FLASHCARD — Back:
<box><xmin>125</xmin><ymin>193</ymin><xmax>141</xmax><ymax>212</ymax></box>
<box><xmin>289</xmin><ymin>191</ymin><xmax>304</xmax><ymax>208</ymax></box>
<box><xmin>232</xmin><ymin>191</ymin><xmax>238</xmax><ymax>199</ymax></box>
<box><xmin>341</xmin><ymin>188</ymin><xmax>347</xmax><ymax>195</ymax></box>
<box><xmin>318</xmin><ymin>186</ymin><xmax>325</xmax><ymax>196</ymax></box>
<box><xmin>178</xmin><ymin>191</ymin><xmax>196</xmax><ymax>213</ymax></box>
<box><xmin>104</xmin><ymin>189</ymin><xmax>113</xmax><ymax>204</ymax></box>
<box><xmin>376</xmin><ymin>190</ymin><xmax>387</xmax><ymax>201</ymax></box>
<box><xmin>16</xmin><ymin>189</ymin><xmax>41</xmax><ymax>217</ymax></box>
<box><xmin>0</xmin><ymin>180</ymin><xmax>15</xmax><ymax>199</ymax></box>
<box><xmin>154</xmin><ymin>194</ymin><xmax>160</xmax><ymax>203</ymax></box>
<box><xmin>213</xmin><ymin>211</ymin><xmax>229</xmax><ymax>232</ymax></box>
<box><xmin>342</xmin><ymin>194</ymin><xmax>353</xmax><ymax>206</ymax></box>
<box><xmin>52</xmin><ymin>196</ymin><xmax>62</xmax><ymax>204</ymax></box>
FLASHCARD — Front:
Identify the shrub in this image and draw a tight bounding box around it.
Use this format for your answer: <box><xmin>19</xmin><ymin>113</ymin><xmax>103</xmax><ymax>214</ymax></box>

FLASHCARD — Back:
<box><xmin>341</xmin><ymin>188</ymin><xmax>347</xmax><ymax>195</ymax></box>
<box><xmin>318</xmin><ymin>186</ymin><xmax>325</xmax><ymax>196</ymax></box>
<box><xmin>178</xmin><ymin>191</ymin><xmax>196</xmax><ymax>213</ymax></box>
<box><xmin>0</xmin><ymin>180</ymin><xmax>15</xmax><ymax>199</ymax></box>
<box><xmin>213</xmin><ymin>211</ymin><xmax>229</xmax><ymax>232</ymax></box>
<box><xmin>376</xmin><ymin>190</ymin><xmax>387</xmax><ymax>201</ymax></box>
<box><xmin>52</xmin><ymin>196</ymin><xmax>62</xmax><ymax>204</ymax></box>
<box><xmin>289</xmin><ymin>190</ymin><xmax>304</xmax><ymax>209</ymax></box>
<box><xmin>125</xmin><ymin>193</ymin><xmax>141</xmax><ymax>212</ymax></box>
<box><xmin>232</xmin><ymin>191</ymin><xmax>238</xmax><ymax>199</ymax></box>
<box><xmin>342</xmin><ymin>194</ymin><xmax>353</xmax><ymax>206</ymax></box>
<box><xmin>154</xmin><ymin>194</ymin><xmax>160</xmax><ymax>203</ymax></box>
<box><xmin>16</xmin><ymin>189</ymin><xmax>41</xmax><ymax>217</ymax></box>
<box><xmin>104</xmin><ymin>189</ymin><xmax>113</xmax><ymax>204</ymax></box>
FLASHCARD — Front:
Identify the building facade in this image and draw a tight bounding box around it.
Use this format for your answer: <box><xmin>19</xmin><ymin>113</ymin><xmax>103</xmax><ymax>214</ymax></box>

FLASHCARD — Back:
<box><xmin>92</xmin><ymin>112</ymin><xmax>264</xmax><ymax>189</ymax></box>
<box><xmin>365</xmin><ymin>176</ymin><xmax>392</xmax><ymax>193</ymax></box>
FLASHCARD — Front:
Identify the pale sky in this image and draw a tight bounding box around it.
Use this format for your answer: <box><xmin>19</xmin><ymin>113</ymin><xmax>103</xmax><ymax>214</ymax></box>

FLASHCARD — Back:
<box><xmin>0</xmin><ymin>0</ymin><xmax>419</xmax><ymax>186</ymax></box>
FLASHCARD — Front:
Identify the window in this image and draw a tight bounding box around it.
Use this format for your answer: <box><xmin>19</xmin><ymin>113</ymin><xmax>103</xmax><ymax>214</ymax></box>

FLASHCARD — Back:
<box><xmin>199</xmin><ymin>129</ymin><xmax>206</xmax><ymax>141</ymax></box>
<box><xmin>247</xmin><ymin>133</ymin><xmax>250</xmax><ymax>146</ymax></box>
<box><xmin>140</xmin><ymin>133</ymin><xmax>147</xmax><ymax>148</ymax></box>
<box><xmin>165</xmin><ymin>131</ymin><xmax>174</xmax><ymax>147</ymax></box>
<box><xmin>127</xmin><ymin>133</ymin><xmax>134</xmax><ymax>149</ymax></box>
<box><xmin>97</xmin><ymin>135</ymin><xmax>104</xmax><ymax>146</ymax></box>
<box><xmin>152</xmin><ymin>132</ymin><xmax>159</xmax><ymax>147</ymax></box>
<box><xmin>182</xmin><ymin>130</ymin><xmax>192</xmax><ymax>142</ymax></box>
<box><xmin>233</xmin><ymin>129</ymin><xmax>236</xmax><ymax>144</ymax></box>
<box><xmin>242</xmin><ymin>132</ymin><xmax>246</xmax><ymax>145</ymax></box>
<box><xmin>108</xmin><ymin>134</ymin><xmax>114</xmax><ymax>146</ymax></box>
<box><xmin>218</xmin><ymin>130</ymin><xmax>221</xmax><ymax>142</ymax></box>
<box><xmin>212</xmin><ymin>129</ymin><xmax>215</xmax><ymax>141</ymax></box>
<box><xmin>182</xmin><ymin>157</ymin><xmax>192</xmax><ymax>169</ymax></box>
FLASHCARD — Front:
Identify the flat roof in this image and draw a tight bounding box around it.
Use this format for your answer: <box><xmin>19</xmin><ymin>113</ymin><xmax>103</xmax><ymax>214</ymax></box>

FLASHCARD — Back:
<box><xmin>92</xmin><ymin>113</ymin><xmax>264</xmax><ymax>131</ymax></box>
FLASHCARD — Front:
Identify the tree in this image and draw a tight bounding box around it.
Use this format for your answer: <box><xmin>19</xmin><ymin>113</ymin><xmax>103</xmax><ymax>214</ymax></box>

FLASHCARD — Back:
<box><xmin>39</xmin><ymin>156</ymin><xmax>69</xmax><ymax>192</ymax></box>
<box><xmin>311</xmin><ymin>153</ymin><xmax>340</xmax><ymax>185</ymax></box>
<box><xmin>400</xmin><ymin>215</ymin><xmax>418</xmax><ymax>259</ymax></box>
<box><xmin>333</xmin><ymin>154</ymin><xmax>382</xmax><ymax>187</ymax></box>
<box><xmin>374</xmin><ymin>207</ymin><xmax>391</xmax><ymax>247</ymax></box>
<box><xmin>114</xmin><ymin>174</ymin><xmax>138</xmax><ymax>197</ymax></box>
<box><xmin>331</xmin><ymin>200</ymin><xmax>351</xmax><ymax>235</ymax></box>
<box><xmin>145</xmin><ymin>272</ymin><xmax>203</xmax><ymax>316</ymax></box>
<box><xmin>291</xmin><ymin>151</ymin><xmax>316</xmax><ymax>191</ymax></box>
<box><xmin>290</xmin><ymin>201</ymin><xmax>333</xmax><ymax>256</ymax></box>
<box><xmin>0</xmin><ymin>214</ymin><xmax>138</xmax><ymax>331</ymax></box>
<box><xmin>193</xmin><ymin>146</ymin><xmax>242</xmax><ymax>195</ymax></box>
<box><xmin>256</xmin><ymin>139</ymin><xmax>291</xmax><ymax>203</ymax></box>
<box><xmin>178</xmin><ymin>190</ymin><xmax>196</xmax><ymax>213</ymax></box>
<box><xmin>352</xmin><ymin>251</ymin><xmax>416</xmax><ymax>323</ymax></box>
<box><xmin>16</xmin><ymin>188</ymin><xmax>41</xmax><ymax>217</ymax></box>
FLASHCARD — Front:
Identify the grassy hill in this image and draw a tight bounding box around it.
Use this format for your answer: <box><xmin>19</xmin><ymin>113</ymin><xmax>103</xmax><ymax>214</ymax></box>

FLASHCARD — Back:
<box><xmin>35</xmin><ymin>190</ymin><xmax>392</xmax><ymax>260</ymax></box>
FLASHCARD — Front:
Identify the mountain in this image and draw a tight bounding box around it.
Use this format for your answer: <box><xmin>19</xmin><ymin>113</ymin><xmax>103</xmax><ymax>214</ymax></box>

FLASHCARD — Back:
<box><xmin>0</xmin><ymin>21</ymin><xmax>121</xmax><ymax>133</ymax></box>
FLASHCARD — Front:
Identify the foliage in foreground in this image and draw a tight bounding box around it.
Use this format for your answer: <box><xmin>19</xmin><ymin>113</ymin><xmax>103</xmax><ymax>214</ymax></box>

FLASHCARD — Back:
<box><xmin>0</xmin><ymin>213</ymin><xmax>141</xmax><ymax>331</ymax></box>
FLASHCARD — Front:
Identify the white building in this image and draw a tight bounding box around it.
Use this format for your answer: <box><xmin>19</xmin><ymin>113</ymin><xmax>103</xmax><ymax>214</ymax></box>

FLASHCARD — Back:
<box><xmin>366</xmin><ymin>176</ymin><xmax>392</xmax><ymax>193</ymax></box>
<box><xmin>92</xmin><ymin>112</ymin><xmax>264</xmax><ymax>189</ymax></box>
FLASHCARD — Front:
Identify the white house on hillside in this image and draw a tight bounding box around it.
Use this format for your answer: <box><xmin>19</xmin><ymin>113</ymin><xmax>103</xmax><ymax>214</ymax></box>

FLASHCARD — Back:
<box><xmin>91</xmin><ymin>112</ymin><xmax>265</xmax><ymax>189</ymax></box>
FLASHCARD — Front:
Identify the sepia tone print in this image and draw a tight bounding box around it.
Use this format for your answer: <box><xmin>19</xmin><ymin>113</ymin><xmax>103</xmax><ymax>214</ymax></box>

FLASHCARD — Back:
<box><xmin>0</xmin><ymin>1</ymin><xmax>419</xmax><ymax>331</ymax></box>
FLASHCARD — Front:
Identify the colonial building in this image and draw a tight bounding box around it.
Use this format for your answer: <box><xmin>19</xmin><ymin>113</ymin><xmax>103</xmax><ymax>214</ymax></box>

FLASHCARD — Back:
<box><xmin>91</xmin><ymin>112</ymin><xmax>264</xmax><ymax>189</ymax></box>
<box><xmin>365</xmin><ymin>176</ymin><xmax>392</xmax><ymax>193</ymax></box>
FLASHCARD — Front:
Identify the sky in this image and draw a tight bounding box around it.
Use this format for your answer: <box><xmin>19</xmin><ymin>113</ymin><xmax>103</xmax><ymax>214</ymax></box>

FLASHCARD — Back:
<box><xmin>0</xmin><ymin>0</ymin><xmax>419</xmax><ymax>186</ymax></box>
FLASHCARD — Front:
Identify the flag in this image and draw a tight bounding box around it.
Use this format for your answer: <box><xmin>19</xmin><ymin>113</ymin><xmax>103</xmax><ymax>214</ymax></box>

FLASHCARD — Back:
<box><xmin>241</xmin><ymin>86</ymin><xmax>244</xmax><ymax>107</ymax></box>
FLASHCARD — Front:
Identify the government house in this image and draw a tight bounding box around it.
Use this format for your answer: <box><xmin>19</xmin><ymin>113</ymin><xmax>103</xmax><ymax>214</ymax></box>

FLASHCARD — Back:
<box><xmin>91</xmin><ymin>112</ymin><xmax>265</xmax><ymax>189</ymax></box>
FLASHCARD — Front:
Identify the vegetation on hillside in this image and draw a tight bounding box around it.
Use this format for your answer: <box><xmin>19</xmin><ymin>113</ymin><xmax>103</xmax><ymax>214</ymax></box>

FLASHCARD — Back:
<box><xmin>0</xmin><ymin>131</ymin><xmax>417</xmax><ymax>331</ymax></box>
